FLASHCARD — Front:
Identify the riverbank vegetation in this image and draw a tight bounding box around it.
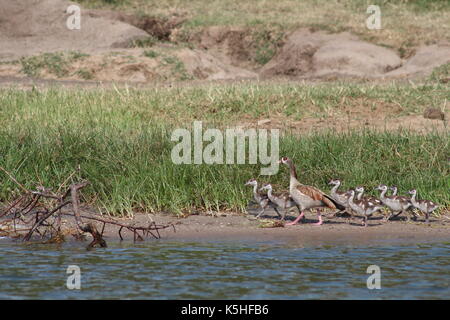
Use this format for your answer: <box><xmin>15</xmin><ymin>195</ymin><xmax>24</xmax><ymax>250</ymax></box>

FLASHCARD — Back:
<box><xmin>0</xmin><ymin>83</ymin><xmax>448</xmax><ymax>215</ymax></box>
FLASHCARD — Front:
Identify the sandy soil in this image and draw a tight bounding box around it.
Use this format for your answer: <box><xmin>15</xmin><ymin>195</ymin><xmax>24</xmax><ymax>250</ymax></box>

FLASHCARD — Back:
<box><xmin>59</xmin><ymin>208</ymin><xmax>450</xmax><ymax>246</ymax></box>
<box><xmin>2</xmin><ymin>203</ymin><xmax>449</xmax><ymax>246</ymax></box>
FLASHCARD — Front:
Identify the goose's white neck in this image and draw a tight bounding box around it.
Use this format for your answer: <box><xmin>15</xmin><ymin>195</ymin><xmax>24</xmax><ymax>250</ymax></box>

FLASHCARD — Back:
<box><xmin>410</xmin><ymin>192</ymin><xmax>417</xmax><ymax>205</ymax></box>
<box><xmin>348</xmin><ymin>192</ymin><xmax>355</xmax><ymax>203</ymax></box>
<box><xmin>379</xmin><ymin>188</ymin><xmax>387</xmax><ymax>201</ymax></box>
<box><xmin>252</xmin><ymin>184</ymin><xmax>258</xmax><ymax>195</ymax></box>
<box><xmin>266</xmin><ymin>188</ymin><xmax>274</xmax><ymax>200</ymax></box>
<box><xmin>356</xmin><ymin>190</ymin><xmax>364</xmax><ymax>200</ymax></box>
<box><xmin>347</xmin><ymin>193</ymin><xmax>357</xmax><ymax>210</ymax></box>
<box><xmin>288</xmin><ymin>166</ymin><xmax>300</xmax><ymax>191</ymax></box>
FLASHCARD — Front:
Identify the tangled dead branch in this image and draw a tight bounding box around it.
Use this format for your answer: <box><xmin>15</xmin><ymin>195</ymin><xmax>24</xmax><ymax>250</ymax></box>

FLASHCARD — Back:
<box><xmin>0</xmin><ymin>167</ymin><xmax>175</xmax><ymax>248</ymax></box>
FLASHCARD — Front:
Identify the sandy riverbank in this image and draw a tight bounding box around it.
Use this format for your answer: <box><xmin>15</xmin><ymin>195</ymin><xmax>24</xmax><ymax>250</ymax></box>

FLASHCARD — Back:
<box><xmin>74</xmin><ymin>209</ymin><xmax>450</xmax><ymax>246</ymax></box>
<box><xmin>2</xmin><ymin>207</ymin><xmax>450</xmax><ymax>246</ymax></box>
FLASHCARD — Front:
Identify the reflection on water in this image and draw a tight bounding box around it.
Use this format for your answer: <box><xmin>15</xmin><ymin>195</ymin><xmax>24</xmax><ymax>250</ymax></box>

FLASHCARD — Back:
<box><xmin>0</xmin><ymin>239</ymin><xmax>449</xmax><ymax>299</ymax></box>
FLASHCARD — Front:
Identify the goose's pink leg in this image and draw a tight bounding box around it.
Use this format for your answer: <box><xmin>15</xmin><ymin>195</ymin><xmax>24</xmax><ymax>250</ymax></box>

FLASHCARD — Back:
<box><xmin>285</xmin><ymin>212</ymin><xmax>305</xmax><ymax>226</ymax></box>
<box><xmin>313</xmin><ymin>214</ymin><xmax>323</xmax><ymax>226</ymax></box>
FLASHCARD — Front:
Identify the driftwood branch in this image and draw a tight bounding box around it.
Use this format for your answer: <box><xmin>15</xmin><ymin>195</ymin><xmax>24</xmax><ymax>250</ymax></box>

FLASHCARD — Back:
<box><xmin>70</xmin><ymin>180</ymin><xmax>90</xmax><ymax>228</ymax></box>
<box><xmin>0</xmin><ymin>168</ymin><xmax>175</xmax><ymax>248</ymax></box>
<box><xmin>23</xmin><ymin>200</ymin><xmax>71</xmax><ymax>241</ymax></box>
<box><xmin>80</xmin><ymin>222</ymin><xmax>107</xmax><ymax>249</ymax></box>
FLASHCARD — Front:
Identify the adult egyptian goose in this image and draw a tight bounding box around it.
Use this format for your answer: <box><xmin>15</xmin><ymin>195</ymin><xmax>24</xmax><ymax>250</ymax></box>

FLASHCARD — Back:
<box><xmin>346</xmin><ymin>190</ymin><xmax>385</xmax><ymax>227</ymax></box>
<box><xmin>375</xmin><ymin>184</ymin><xmax>414</xmax><ymax>221</ymax></box>
<box><xmin>245</xmin><ymin>178</ymin><xmax>270</xmax><ymax>218</ymax></box>
<box><xmin>279</xmin><ymin>157</ymin><xmax>344</xmax><ymax>225</ymax></box>
<box><xmin>259</xmin><ymin>184</ymin><xmax>298</xmax><ymax>220</ymax></box>
<box><xmin>328</xmin><ymin>179</ymin><xmax>351</xmax><ymax>216</ymax></box>
<box><xmin>408</xmin><ymin>189</ymin><xmax>439</xmax><ymax>223</ymax></box>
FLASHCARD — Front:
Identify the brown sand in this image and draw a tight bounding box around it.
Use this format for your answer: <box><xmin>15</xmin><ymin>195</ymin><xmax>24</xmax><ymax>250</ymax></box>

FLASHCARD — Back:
<box><xmin>2</xmin><ymin>206</ymin><xmax>449</xmax><ymax>246</ymax></box>
<box><xmin>73</xmin><ymin>209</ymin><xmax>450</xmax><ymax>246</ymax></box>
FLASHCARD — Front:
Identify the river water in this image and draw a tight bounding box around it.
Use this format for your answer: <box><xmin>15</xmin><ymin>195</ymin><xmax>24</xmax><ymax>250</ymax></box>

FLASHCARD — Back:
<box><xmin>0</xmin><ymin>239</ymin><xmax>449</xmax><ymax>299</ymax></box>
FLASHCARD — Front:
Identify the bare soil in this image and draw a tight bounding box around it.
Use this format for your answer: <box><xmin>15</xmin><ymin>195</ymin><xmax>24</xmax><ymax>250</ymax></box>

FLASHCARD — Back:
<box><xmin>0</xmin><ymin>0</ymin><xmax>449</xmax><ymax>83</ymax></box>
<box><xmin>59</xmin><ymin>208</ymin><xmax>450</xmax><ymax>245</ymax></box>
<box><xmin>2</xmin><ymin>203</ymin><xmax>449</xmax><ymax>245</ymax></box>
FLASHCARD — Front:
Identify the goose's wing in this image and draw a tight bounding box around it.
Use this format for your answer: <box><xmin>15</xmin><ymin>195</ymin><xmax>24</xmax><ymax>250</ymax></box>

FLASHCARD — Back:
<box><xmin>296</xmin><ymin>185</ymin><xmax>324</xmax><ymax>200</ymax></box>
<box><xmin>296</xmin><ymin>185</ymin><xmax>340</xmax><ymax>209</ymax></box>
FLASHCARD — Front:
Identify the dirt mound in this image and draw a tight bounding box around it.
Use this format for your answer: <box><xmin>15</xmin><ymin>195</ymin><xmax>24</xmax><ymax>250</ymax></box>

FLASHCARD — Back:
<box><xmin>313</xmin><ymin>40</ymin><xmax>402</xmax><ymax>77</ymax></box>
<box><xmin>260</xmin><ymin>28</ymin><xmax>450</xmax><ymax>79</ymax></box>
<box><xmin>0</xmin><ymin>2</ymin><xmax>448</xmax><ymax>83</ymax></box>
<box><xmin>86</xmin><ymin>10</ymin><xmax>185</xmax><ymax>41</ymax></box>
<box><xmin>260</xmin><ymin>29</ymin><xmax>342</xmax><ymax>77</ymax></box>
<box><xmin>386</xmin><ymin>44</ymin><xmax>450</xmax><ymax>78</ymax></box>
<box><xmin>194</xmin><ymin>26</ymin><xmax>257</xmax><ymax>69</ymax></box>
<box><xmin>175</xmin><ymin>48</ymin><xmax>257</xmax><ymax>80</ymax></box>
<box><xmin>190</xmin><ymin>26</ymin><xmax>284</xmax><ymax>71</ymax></box>
<box><xmin>260</xmin><ymin>29</ymin><xmax>403</xmax><ymax>78</ymax></box>
<box><xmin>0</xmin><ymin>0</ymin><xmax>149</xmax><ymax>61</ymax></box>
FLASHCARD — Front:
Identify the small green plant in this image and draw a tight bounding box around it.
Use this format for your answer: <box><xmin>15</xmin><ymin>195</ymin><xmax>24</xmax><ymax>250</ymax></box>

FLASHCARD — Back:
<box><xmin>75</xmin><ymin>68</ymin><xmax>94</xmax><ymax>80</ymax></box>
<box><xmin>252</xmin><ymin>28</ymin><xmax>284</xmax><ymax>66</ymax></box>
<box><xmin>162</xmin><ymin>56</ymin><xmax>177</xmax><ymax>65</ymax></box>
<box><xmin>132</xmin><ymin>36</ymin><xmax>158</xmax><ymax>48</ymax></box>
<box><xmin>20</xmin><ymin>51</ymin><xmax>88</xmax><ymax>78</ymax></box>
<box><xmin>428</xmin><ymin>63</ymin><xmax>450</xmax><ymax>83</ymax></box>
<box><xmin>403</xmin><ymin>0</ymin><xmax>450</xmax><ymax>12</ymax></box>
<box><xmin>20</xmin><ymin>53</ymin><xmax>67</xmax><ymax>77</ymax></box>
<box><xmin>162</xmin><ymin>55</ymin><xmax>192</xmax><ymax>80</ymax></box>
<box><xmin>143</xmin><ymin>50</ymin><xmax>159</xmax><ymax>58</ymax></box>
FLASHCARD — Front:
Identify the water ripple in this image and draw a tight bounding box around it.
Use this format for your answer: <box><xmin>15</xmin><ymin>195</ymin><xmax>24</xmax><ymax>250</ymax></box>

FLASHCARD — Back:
<box><xmin>0</xmin><ymin>241</ymin><xmax>449</xmax><ymax>299</ymax></box>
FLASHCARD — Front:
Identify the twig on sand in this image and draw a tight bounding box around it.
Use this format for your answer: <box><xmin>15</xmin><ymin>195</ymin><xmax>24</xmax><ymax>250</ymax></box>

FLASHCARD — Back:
<box><xmin>0</xmin><ymin>168</ymin><xmax>175</xmax><ymax>249</ymax></box>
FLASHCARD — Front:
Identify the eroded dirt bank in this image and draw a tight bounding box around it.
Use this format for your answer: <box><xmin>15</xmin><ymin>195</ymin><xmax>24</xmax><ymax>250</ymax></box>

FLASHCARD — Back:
<box><xmin>0</xmin><ymin>0</ymin><xmax>449</xmax><ymax>84</ymax></box>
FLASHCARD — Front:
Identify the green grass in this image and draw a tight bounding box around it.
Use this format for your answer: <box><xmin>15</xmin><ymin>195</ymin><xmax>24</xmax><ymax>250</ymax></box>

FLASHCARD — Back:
<box><xmin>143</xmin><ymin>50</ymin><xmax>160</xmax><ymax>58</ymax></box>
<box><xmin>252</xmin><ymin>27</ymin><xmax>284</xmax><ymax>65</ymax></box>
<box><xmin>75</xmin><ymin>68</ymin><xmax>94</xmax><ymax>80</ymax></box>
<box><xmin>162</xmin><ymin>55</ymin><xmax>192</xmax><ymax>81</ymax></box>
<box><xmin>131</xmin><ymin>36</ymin><xmax>158</xmax><ymax>48</ymax></box>
<box><xmin>428</xmin><ymin>63</ymin><xmax>450</xmax><ymax>83</ymax></box>
<box><xmin>20</xmin><ymin>52</ymin><xmax>89</xmax><ymax>78</ymax></box>
<box><xmin>5</xmin><ymin>81</ymin><xmax>444</xmax><ymax>125</ymax></box>
<box><xmin>0</xmin><ymin>86</ymin><xmax>448</xmax><ymax>215</ymax></box>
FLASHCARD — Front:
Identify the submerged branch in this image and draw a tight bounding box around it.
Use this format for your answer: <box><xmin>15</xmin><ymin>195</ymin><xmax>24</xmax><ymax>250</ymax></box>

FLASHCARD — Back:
<box><xmin>0</xmin><ymin>170</ymin><xmax>175</xmax><ymax>248</ymax></box>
